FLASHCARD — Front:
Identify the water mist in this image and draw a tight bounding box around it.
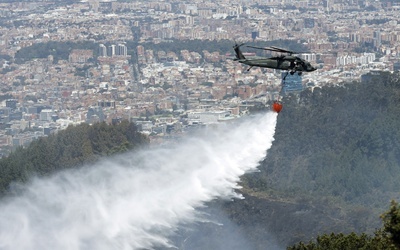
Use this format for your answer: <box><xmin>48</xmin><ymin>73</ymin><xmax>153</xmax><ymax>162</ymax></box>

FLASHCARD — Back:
<box><xmin>0</xmin><ymin>112</ymin><xmax>277</xmax><ymax>250</ymax></box>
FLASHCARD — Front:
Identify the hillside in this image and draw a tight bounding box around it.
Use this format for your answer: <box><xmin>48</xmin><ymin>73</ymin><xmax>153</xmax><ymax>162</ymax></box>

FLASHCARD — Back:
<box><xmin>259</xmin><ymin>72</ymin><xmax>400</xmax><ymax>204</ymax></box>
<box><xmin>239</xmin><ymin>71</ymin><xmax>400</xmax><ymax>245</ymax></box>
<box><xmin>166</xmin><ymin>71</ymin><xmax>400</xmax><ymax>249</ymax></box>
<box><xmin>0</xmin><ymin>120</ymin><xmax>149</xmax><ymax>195</ymax></box>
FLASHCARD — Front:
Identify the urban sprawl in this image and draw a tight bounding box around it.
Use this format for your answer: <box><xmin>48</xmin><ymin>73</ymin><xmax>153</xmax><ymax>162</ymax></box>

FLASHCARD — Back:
<box><xmin>0</xmin><ymin>0</ymin><xmax>399</xmax><ymax>156</ymax></box>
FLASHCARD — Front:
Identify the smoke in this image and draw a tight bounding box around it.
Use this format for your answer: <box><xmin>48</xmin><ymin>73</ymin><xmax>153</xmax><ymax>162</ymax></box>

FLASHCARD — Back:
<box><xmin>0</xmin><ymin>112</ymin><xmax>277</xmax><ymax>250</ymax></box>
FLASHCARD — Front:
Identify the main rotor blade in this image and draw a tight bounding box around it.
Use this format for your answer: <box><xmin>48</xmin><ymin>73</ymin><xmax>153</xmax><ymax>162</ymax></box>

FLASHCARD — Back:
<box><xmin>246</xmin><ymin>45</ymin><xmax>298</xmax><ymax>55</ymax></box>
<box><xmin>269</xmin><ymin>46</ymin><xmax>297</xmax><ymax>54</ymax></box>
<box><xmin>269</xmin><ymin>46</ymin><xmax>292</xmax><ymax>52</ymax></box>
<box><xmin>246</xmin><ymin>45</ymin><xmax>284</xmax><ymax>52</ymax></box>
<box><xmin>270</xmin><ymin>46</ymin><xmax>310</xmax><ymax>54</ymax></box>
<box><xmin>246</xmin><ymin>45</ymin><xmax>311</xmax><ymax>55</ymax></box>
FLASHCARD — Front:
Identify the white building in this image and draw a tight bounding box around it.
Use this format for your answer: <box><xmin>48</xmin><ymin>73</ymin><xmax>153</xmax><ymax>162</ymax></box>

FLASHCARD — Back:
<box><xmin>188</xmin><ymin>111</ymin><xmax>231</xmax><ymax>124</ymax></box>
<box><xmin>40</xmin><ymin>109</ymin><xmax>54</xmax><ymax>122</ymax></box>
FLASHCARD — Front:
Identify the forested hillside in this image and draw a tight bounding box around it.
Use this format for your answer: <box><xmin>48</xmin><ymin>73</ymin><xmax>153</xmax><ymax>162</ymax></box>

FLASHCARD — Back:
<box><xmin>288</xmin><ymin>200</ymin><xmax>400</xmax><ymax>249</ymax></box>
<box><xmin>14</xmin><ymin>41</ymin><xmax>98</xmax><ymax>63</ymax></box>
<box><xmin>251</xmin><ymin>72</ymin><xmax>400</xmax><ymax>204</ymax></box>
<box><xmin>0</xmin><ymin>120</ymin><xmax>148</xmax><ymax>195</ymax></box>
<box><xmin>234</xmin><ymin>71</ymin><xmax>400</xmax><ymax>243</ymax></box>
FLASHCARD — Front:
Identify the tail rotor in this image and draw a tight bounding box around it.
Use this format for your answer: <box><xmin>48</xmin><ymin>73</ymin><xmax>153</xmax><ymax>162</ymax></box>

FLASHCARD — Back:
<box><xmin>233</xmin><ymin>41</ymin><xmax>246</xmax><ymax>60</ymax></box>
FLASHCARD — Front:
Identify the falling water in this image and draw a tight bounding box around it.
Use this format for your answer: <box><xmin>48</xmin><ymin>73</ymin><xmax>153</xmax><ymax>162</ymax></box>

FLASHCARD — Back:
<box><xmin>0</xmin><ymin>112</ymin><xmax>277</xmax><ymax>250</ymax></box>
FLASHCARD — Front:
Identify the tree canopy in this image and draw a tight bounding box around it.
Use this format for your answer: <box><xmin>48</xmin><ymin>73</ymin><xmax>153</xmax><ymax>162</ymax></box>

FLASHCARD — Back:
<box><xmin>247</xmin><ymin>72</ymin><xmax>400</xmax><ymax>208</ymax></box>
<box><xmin>288</xmin><ymin>200</ymin><xmax>400</xmax><ymax>250</ymax></box>
<box><xmin>14</xmin><ymin>41</ymin><xmax>98</xmax><ymax>63</ymax></box>
<box><xmin>0</xmin><ymin>120</ymin><xmax>148</xmax><ymax>195</ymax></box>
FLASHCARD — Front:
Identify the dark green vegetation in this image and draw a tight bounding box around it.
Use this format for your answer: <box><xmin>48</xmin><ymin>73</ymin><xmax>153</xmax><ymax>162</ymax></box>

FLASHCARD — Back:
<box><xmin>288</xmin><ymin>200</ymin><xmax>400</xmax><ymax>249</ymax></box>
<box><xmin>10</xmin><ymin>39</ymin><xmax>308</xmax><ymax>66</ymax></box>
<box><xmin>249</xmin><ymin>73</ymin><xmax>400</xmax><ymax>208</ymax></box>
<box><xmin>134</xmin><ymin>39</ymin><xmax>308</xmax><ymax>58</ymax></box>
<box><xmin>12</xmin><ymin>38</ymin><xmax>306</xmax><ymax>59</ymax></box>
<box><xmin>0</xmin><ymin>121</ymin><xmax>148</xmax><ymax>195</ymax></box>
<box><xmin>232</xmin><ymin>71</ymin><xmax>400</xmax><ymax>248</ymax></box>
<box><xmin>14</xmin><ymin>41</ymin><xmax>98</xmax><ymax>64</ymax></box>
<box><xmin>248</xmin><ymin>71</ymin><xmax>400</xmax><ymax>214</ymax></box>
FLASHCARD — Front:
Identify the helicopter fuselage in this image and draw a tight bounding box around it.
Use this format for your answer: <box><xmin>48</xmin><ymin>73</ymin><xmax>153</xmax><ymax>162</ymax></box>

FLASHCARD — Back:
<box><xmin>233</xmin><ymin>44</ymin><xmax>317</xmax><ymax>73</ymax></box>
<box><xmin>236</xmin><ymin>57</ymin><xmax>292</xmax><ymax>70</ymax></box>
<box><xmin>235</xmin><ymin>56</ymin><xmax>315</xmax><ymax>72</ymax></box>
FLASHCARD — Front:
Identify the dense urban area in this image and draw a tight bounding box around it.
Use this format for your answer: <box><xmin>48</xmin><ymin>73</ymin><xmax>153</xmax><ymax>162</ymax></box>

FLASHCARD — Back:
<box><xmin>0</xmin><ymin>0</ymin><xmax>399</xmax><ymax>157</ymax></box>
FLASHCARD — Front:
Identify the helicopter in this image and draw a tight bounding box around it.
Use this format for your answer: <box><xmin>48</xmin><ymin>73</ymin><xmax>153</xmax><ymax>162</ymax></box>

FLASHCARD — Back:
<box><xmin>233</xmin><ymin>43</ymin><xmax>317</xmax><ymax>75</ymax></box>
<box><xmin>233</xmin><ymin>43</ymin><xmax>317</xmax><ymax>114</ymax></box>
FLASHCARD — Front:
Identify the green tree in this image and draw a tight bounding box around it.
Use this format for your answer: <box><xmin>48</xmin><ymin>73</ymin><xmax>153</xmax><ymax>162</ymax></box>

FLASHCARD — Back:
<box><xmin>288</xmin><ymin>200</ymin><xmax>400</xmax><ymax>250</ymax></box>
<box><xmin>381</xmin><ymin>200</ymin><xmax>400</xmax><ymax>249</ymax></box>
<box><xmin>0</xmin><ymin>121</ymin><xmax>148</xmax><ymax>195</ymax></box>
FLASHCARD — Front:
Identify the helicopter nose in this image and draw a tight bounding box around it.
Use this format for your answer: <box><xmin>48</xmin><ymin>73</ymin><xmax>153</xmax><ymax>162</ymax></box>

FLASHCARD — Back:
<box><xmin>310</xmin><ymin>66</ymin><xmax>317</xmax><ymax>72</ymax></box>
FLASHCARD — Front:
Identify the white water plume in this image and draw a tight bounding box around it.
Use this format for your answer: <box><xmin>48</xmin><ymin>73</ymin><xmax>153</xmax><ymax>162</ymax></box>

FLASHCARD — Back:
<box><xmin>0</xmin><ymin>112</ymin><xmax>277</xmax><ymax>250</ymax></box>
